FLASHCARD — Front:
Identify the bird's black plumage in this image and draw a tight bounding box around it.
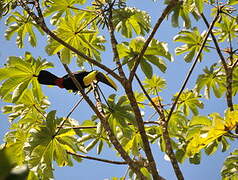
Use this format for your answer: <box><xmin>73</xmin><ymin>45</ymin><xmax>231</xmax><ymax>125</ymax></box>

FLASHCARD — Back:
<box><xmin>37</xmin><ymin>70</ymin><xmax>117</xmax><ymax>91</ymax></box>
<box><xmin>61</xmin><ymin>71</ymin><xmax>91</xmax><ymax>91</ymax></box>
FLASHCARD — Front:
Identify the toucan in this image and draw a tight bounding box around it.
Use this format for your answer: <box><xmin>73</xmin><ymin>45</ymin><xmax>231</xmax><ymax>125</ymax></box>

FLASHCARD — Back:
<box><xmin>36</xmin><ymin>70</ymin><xmax>117</xmax><ymax>91</ymax></box>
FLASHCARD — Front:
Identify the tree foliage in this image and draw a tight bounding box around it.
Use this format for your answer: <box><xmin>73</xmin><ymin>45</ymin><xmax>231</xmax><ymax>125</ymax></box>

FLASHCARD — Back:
<box><xmin>0</xmin><ymin>0</ymin><xmax>238</xmax><ymax>179</ymax></box>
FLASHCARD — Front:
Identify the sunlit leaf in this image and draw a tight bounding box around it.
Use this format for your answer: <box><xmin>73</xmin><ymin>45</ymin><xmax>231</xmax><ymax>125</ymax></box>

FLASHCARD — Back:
<box><xmin>174</xmin><ymin>27</ymin><xmax>210</xmax><ymax>62</ymax></box>
<box><xmin>5</xmin><ymin>11</ymin><xmax>44</xmax><ymax>48</ymax></box>
<box><xmin>113</xmin><ymin>7</ymin><xmax>151</xmax><ymax>38</ymax></box>
<box><xmin>173</xmin><ymin>89</ymin><xmax>204</xmax><ymax>116</ymax></box>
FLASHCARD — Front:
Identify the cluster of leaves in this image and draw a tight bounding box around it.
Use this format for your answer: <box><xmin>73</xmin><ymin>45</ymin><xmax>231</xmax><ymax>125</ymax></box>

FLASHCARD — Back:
<box><xmin>118</xmin><ymin>37</ymin><xmax>173</xmax><ymax>78</ymax></box>
<box><xmin>221</xmin><ymin>149</ymin><xmax>238</xmax><ymax>179</ymax></box>
<box><xmin>45</xmin><ymin>11</ymin><xmax>106</xmax><ymax>64</ymax></box>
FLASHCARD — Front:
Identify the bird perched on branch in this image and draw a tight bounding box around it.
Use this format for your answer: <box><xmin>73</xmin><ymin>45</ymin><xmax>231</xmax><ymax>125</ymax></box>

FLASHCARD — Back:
<box><xmin>37</xmin><ymin>70</ymin><xmax>117</xmax><ymax>91</ymax></box>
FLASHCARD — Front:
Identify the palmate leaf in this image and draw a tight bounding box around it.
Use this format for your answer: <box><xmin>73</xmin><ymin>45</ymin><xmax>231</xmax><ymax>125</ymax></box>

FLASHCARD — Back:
<box><xmin>104</xmin><ymin>94</ymin><xmax>136</xmax><ymax>137</ymax></box>
<box><xmin>213</xmin><ymin>15</ymin><xmax>238</xmax><ymax>42</ymax></box>
<box><xmin>5</xmin><ymin>11</ymin><xmax>44</xmax><ymax>48</ymax></box>
<box><xmin>76</xmin><ymin>119</ymin><xmax>110</xmax><ymax>155</ymax></box>
<box><xmin>118</xmin><ymin>37</ymin><xmax>172</xmax><ymax>78</ymax></box>
<box><xmin>24</xmin><ymin>111</ymin><xmax>78</xmax><ymax>179</ymax></box>
<box><xmin>166</xmin><ymin>0</ymin><xmax>201</xmax><ymax>28</ymax></box>
<box><xmin>173</xmin><ymin>89</ymin><xmax>204</xmax><ymax>116</ymax></box>
<box><xmin>2</xmin><ymin>89</ymin><xmax>49</xmax><ymax>123</ymax></box>
<box><xmin>0</xmin><ymin>52</ymin><xmax>53</xmax><ymax>103</ymax></box>
<box><xmin>43</xmin><ymin>0</ymin><xmax>86</xmax><ymax>25</ymax></box>
<box><xmin>195</xmin><ymin>64</ymin><xmax>226</xmax><ymax>99</ymax></box>
<box><xmin>4</xmin><ymin>129</ymin><xmax>29</xmax><ymax>166</ymax></box>
<box><xmin>45</xmin><ymin>13</ymin><xmax>106</xmax><ymax>64</ymax></box>
<box><xmin>113</xmin><ymin>7</ymin><xmax>151</xmax><ymax>38</ymax></box>
<box><xmin>174</xmin><ymin>27</ymin><xmax>211</xmax><ymax>62</ymax></box>
<box><xmin>143</xmin><ymin>75</ymin><xmax>167</xmax><ymax>95</ymax></box>
<box><xmin>221</xmin><ymin>149</ymin><xmax>238</xmax><ymax>179</ymax></box>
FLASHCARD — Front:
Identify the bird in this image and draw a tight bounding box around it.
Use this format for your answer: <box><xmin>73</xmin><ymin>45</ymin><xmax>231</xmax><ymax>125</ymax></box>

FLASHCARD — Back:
<box><xmin>36</xmin><ymin>70</ymin><xmax>117</xmax><ymax>91</ymax></box>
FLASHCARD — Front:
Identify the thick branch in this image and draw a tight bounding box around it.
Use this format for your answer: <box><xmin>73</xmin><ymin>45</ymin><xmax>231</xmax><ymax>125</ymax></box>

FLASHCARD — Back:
<box><xmin>135</xmin><ymin>74</ymin><xmax>184</xmax><ymax>180</ymax></box>
<box><xmin>67</xmin><ymin>151</ymin><xmax>127</xmax><ymax>165</ymax></box>
<box><xmin>201</xmin><ymin>13</ymin><xmax>233</xmax><ymax>110</ymax></box>
<box><xmin>129</xmin><ymin>0</ymin><xmax>179</xmax><ymax>82</ymax></box>
<box><xmin>107</xmin><ymin>4</ymin><xmax>127</xmax><ymax>80</ymax></box>
<box><xmin>124</xmin><ymin>81</ymin><xmax>164</xmax><ymax>180</ymax></box>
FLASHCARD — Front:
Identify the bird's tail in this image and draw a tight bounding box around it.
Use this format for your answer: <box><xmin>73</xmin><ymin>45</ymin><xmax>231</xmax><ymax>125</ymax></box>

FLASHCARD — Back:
<box><xmin>37</xmin><ymin>70</ymin><xmax>60</xmax><ymax>86</ymax></box>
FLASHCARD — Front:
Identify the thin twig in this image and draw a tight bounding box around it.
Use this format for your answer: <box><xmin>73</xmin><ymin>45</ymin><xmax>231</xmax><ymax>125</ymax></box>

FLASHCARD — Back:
<box><xmin>201</xmin><ymin>12</ymin><xmax>233</xmax><ymax>110</ymax></box>
<box><xmin>107</xmin><ymin>2</ymin><xmax>127</xmax><ymax>80</ymax></box>
<box><xmin>33</xmin><ymin>104</ymin><xmax>46</xmax><ymax>119</ymax></box>
<box><xmin>129</xmin><ymin>0</ymin><xmax>179</xmax><ymax>82</ymax></box>
<box><xmin>54</xmin><ymin>97</ymin><xmax>84</xmax><ymax>136</ymax></box>
<box><xmin>166</xmin><ymin>10</ymin><xmax>220</xmax><ymax>124</ymax></box>
<box><xmin>67</xmin><ymin>151</ymin><xmax>127</xmax><ymax>165</ymax></box>
<box><xmin>62</xmin><ymin>126</ymin><xmax>97</xmax><ymax>129</ymax></box>
<box><xmin>62</xmin><ymin>121</ymin><xmax>160</xmax><ymax>130</ymax></box>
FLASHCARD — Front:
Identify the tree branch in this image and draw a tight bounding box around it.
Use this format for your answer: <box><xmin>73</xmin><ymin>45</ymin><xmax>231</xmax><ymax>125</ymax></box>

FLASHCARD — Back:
<box><xmin>128</xmin><ymin>0</ymin><xmax>179</xmax><ymax>82</ymax></box>
<box><xmin>67</xmin><ymin>151</ymin><xmax>127</xmax><ymax>165</ymax></box>
<box><xmin>201</xmin><ymin>12</ymin><xmax>234</xmax><ymax>110</ymax></box>
<box><xmin>60</xmin><ymin>63</ymin><xmax>145</xmax><ymax>179</ymax></box>
<box><xmin>135</xmin><ymin>74</ymin><xmax>184</xmax><ymax>180</ymax></box>
<box><xmin>18</xmin><ymin>3</ymin><xmax>140</xmax><ymax>174</ymax></box>
<box><xmin>107</xmin><ymin>2</ymin><xmax>127</xmax><ymax>80</ymax></box>
<box><xmin>123</xmin><ymin>80</ymin><xmax>164</xmax><ymax>180</ymax></box>
<box><xmin>19</xmin><ymin>0</ymin><xmax>122</xmax><ymax>83</ymax></box>
<box><xmin>166</xmin><ymin>10</ymin><xmax>220</xmax><ymax>125</ymax></box>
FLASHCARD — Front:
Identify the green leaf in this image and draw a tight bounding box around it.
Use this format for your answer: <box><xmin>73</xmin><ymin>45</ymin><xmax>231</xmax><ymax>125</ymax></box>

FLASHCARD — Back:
<box><xmin>97</xmin><ymin>140</ymin><xmax>104</xmax><ymax>155</ymax></box>
<box><xmin>12</xmin><ymin>78</ymin><xmax>31</xmax><ymax>103</ymax></box>
<box><xmin>43</xmin><ymin>0</ymin><xmax>86</xmax><ymax>24</ymax></box>
<box><xmin>214</xmin><ymin>15</ymin><xmax>238</xmax><ymax>42</ymax></box>
<box><xmin>205</xmin><ymin>141</ymin><xmax>218</xmax><ymax>155</ymax></box>
<box><xmin>173</xmin><ymin>89</ymin><xmax>204</xmax><ymax>116</ymax></box>
<box><xmin>143</xmin><ymin>75</ymin><xmax>167</xmax><ymax>95</ymax></box>
<box><xmin>195</xmin><ymin>0</ymin><xmax>204</xmax><ymax>13</ymax></box>
<box><xmin>0</xmin><ymin>53</ymin><xmax>53</xmax><ymax>103</ymax></box>
<box><xmin>119</xmin><ymin>38</ymin><xmax>172</xmax><ymax>77</ymax></box>
<box><xmin>189</xmin><ymin>116</ymin><xmax>212</xmax><ymax>126</ymax></box>
<box><xmin>113</xmin><ymin>7</ymin><xmax>151</xmax><ymax>38</ymax></box>
<box><xmin>195</xmin><ymin>64</ymin><xmax>226</xmax><ymax>99</ymax></box>
<box><xmin>221</xmin><ymin>149</ymin><xmax>238</xmax><ymax>179</ymax></box>
<box><xmin>45</xmin><ymin>13</ymin><xmax>105</xmax><ymax>62</ymax></box>
<box><xmin>189</xmin><ymin>152</ymin><xmax>201</xmax><ymax>164</ymax></box>
<box><xmin>5</xmin><ymin>11</ymin><xmax>44</xmax><ymax>48</ymax></box>
<box><xmin>174</xmin><ymin>27</ymin><xmax>210</xmax><ymax>62</ymax></box>
<box><xmin>86</xmin><ymin>139</ymin><xmax>99</xmax><ymax>151</ymax></box>
<box><xmin>167</xmin><ymin>0</ymin><xmax>200</xmax><ymax>28</ymax></box>
<box><xmin>140</xmin><ymin>60</ymin><xmax>153</xmax><ymax>79</ymax></box>
<box><xmin>25</xmin><ymin>111</ymin><xmax>77</xmax><ymax>179</ymax></box>
<box><xmin>228</xmin><ymin>0</ymin><xmax>238</xmax><ymax>5</ymax></box>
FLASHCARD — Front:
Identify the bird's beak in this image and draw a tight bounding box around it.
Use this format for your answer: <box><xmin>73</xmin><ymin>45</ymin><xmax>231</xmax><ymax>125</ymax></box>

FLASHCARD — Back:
<box><xmin>95</xmin><ymin>72</ymin><xmax>117</xmax><ymax>91</ymax></box>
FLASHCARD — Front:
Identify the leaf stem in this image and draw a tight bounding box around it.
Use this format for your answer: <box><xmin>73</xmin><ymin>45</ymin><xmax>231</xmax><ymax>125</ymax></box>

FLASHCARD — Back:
<box><xmin>67</xmin><ymin>151</ymin><xmax>127</xmax><ymax>165</ymax></box>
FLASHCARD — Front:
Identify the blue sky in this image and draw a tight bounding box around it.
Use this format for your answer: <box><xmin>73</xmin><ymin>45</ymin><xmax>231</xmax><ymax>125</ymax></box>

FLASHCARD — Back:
<box><xmin>0</xmin><ymin>1</ymin><xmax>237</xmax><ymax>179</ymax></box>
